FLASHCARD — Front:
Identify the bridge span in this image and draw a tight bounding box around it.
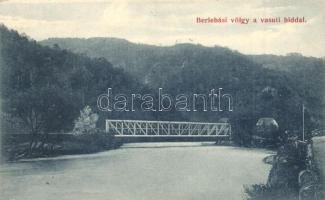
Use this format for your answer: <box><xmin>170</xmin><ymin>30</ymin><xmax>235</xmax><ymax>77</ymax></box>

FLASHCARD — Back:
<box><xmin>105</xmin><ymin>119</ymin><xmax>231</xmax><ymax>140</ymax></box>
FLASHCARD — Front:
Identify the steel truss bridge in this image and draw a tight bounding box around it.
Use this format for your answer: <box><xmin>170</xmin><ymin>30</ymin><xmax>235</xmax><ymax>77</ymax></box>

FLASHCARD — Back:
<box><xmin>106</xmin><ymin>119</ymin><xmax>231</xmax><ymax>139</ymax></box>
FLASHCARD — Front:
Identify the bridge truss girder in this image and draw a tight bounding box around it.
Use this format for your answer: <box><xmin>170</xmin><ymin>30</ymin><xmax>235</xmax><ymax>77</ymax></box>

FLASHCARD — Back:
<box><xmin>106</xmin><ymin>120</ymin><xmax>231</xmax><ymax>138</ymax></box>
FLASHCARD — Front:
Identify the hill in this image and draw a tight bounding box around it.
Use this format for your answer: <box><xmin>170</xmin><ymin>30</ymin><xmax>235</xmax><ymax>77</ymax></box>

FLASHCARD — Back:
<box><xmin>0</xmin><ymin>25</ymin><xmax>153</xmax><ymax>135</ymax></box>
<box><xmin>41</xmin><ymin>38</ymin><xmax>246</xmax><ymax>86</ymax></box>
<box><xmin>41</xmin><ymin>37</ymin><xmax>325</xmax><ymax>142</ymax></box>
<box><xmin>249</xmin><ymin>53</ymin><xmax>324</xmax><ymax>71</ymax></box>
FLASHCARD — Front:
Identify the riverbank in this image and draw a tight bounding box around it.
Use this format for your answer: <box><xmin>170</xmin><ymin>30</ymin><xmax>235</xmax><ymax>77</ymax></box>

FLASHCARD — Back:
<box><xmin>1</xmin><ymin>132</ymin><xmax>123</xmax><ymax>162</ymax></box>
<box><xmin>2</xmin><ymin>132</ymin><xmax>236</xmax><ymax>162</ymax></box>
<box><xmin>312</xmin><ymin>136</ymin><xmax>325</xmax><ymax>198</ymax></box>
<box><xmin>245</xmin><ymin>136</ymin><xmax>324</xmax><ymax>200</ymax></box>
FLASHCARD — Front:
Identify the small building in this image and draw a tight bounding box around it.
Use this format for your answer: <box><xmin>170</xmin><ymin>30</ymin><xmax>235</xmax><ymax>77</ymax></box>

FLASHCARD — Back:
<box><xmin>254</xmin><ymin>118</ymin><xmax>279</xmax><ymax>144</ymax></box>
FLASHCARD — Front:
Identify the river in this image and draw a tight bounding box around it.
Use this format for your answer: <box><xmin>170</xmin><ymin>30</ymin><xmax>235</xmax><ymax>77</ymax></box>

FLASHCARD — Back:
<box><xmin>0</xmin><ymin>142</ymin><xmax>274</xmax><ymax>200</ymax></box>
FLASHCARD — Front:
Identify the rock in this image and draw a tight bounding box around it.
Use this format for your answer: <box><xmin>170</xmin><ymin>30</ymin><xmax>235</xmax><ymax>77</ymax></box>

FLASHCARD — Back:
<box><xmin>263</xmin><ymin>155</ymin><xmax>275</xmax><ymax>164</ymax></box>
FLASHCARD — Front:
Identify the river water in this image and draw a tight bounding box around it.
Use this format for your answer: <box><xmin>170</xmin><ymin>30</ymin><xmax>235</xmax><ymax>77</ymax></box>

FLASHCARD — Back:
<box><xmin>0</xmin><ymin>142</ymin><xmax>273</xmax><ymax>200</ymax></box>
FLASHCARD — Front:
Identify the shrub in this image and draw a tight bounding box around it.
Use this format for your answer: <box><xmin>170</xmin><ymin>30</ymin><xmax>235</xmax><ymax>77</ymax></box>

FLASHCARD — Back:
<box><xmin>73</xmin><ymin>106</ymin><xmax>99</xmax><ymax>135</ymax></box>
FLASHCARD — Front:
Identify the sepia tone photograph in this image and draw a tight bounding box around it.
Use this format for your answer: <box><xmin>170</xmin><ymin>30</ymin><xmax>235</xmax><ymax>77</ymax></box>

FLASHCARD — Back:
<box><xmin>0</xmin><ymin>0</ymin><xmax>324</xmax><ymax>200</ymax></box>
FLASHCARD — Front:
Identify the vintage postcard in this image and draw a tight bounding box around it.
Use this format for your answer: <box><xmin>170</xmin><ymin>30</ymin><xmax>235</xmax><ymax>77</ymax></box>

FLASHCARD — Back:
<box><xmin>0</xmin><ymin>0</ymin><xmax>324</xmax><ymax>200</ymax></box>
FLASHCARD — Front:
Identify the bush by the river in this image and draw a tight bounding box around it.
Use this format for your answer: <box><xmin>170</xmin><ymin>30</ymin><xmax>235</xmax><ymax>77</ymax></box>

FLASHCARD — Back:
<box><xmin>1</xmin><ymin>130</ymin><xmax>121</xmax><ymax>161</ymax></box>
<box><xmin>245</xmin><ymin>136</ymin><xmax>323</xmax><ymax>200</ymax></box>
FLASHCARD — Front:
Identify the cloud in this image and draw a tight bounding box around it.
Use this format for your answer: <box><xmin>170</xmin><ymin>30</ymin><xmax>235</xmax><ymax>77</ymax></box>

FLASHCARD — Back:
<box><xmin>0</xmin><ymin>0</ymin><xmax>324</xmax><ymax>57</ymax></box>
<box><xmin>1</xmin><ymin>0</ymin><xmax>108</xmax><ymax>3</ymax></box>
<box><xmin>0</xmin><ymin>15</ymin><xmax>82</xmax><ymax>39</ymax></box>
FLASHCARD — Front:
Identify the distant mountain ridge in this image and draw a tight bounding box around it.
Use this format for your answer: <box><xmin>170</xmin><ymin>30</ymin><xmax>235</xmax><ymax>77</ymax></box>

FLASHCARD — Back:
<box><xmin>249</xmin><ymin>53</ymin><xmax>325</xmax><ymax>71</ymax></box>
<box><xmin>40</xmin><ymin>38</ymin><xmax>256</xmax><ymax>85</ymax></box>
<box><xmin>41</xmin><ymin>37</ymin><xmax>324</xmax><ymax>73</ymax></box>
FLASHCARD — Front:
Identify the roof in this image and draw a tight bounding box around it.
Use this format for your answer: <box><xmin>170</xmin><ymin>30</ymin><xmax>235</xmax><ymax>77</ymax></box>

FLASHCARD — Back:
<box><xmin>256</xmin><ymin>118</ymin><xmax>279</xmax><ymax>127</ymax></box>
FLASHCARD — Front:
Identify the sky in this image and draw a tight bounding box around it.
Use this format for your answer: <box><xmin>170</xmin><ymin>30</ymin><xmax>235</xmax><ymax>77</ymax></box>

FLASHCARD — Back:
<box><xmin>0</xmin><ymin>0</ymin><xmax>324</xmax><ymax>57</ymax></box>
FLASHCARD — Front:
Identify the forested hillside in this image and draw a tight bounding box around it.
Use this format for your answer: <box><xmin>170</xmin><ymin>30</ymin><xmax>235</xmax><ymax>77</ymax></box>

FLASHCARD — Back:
<box><xmin>0</xmin><ymin>25</ymin><xmax>154</xmax><ymax>136</ymax></box>
<box><xmin>0</xmin><ymin>26</ymin><xmax>323</xmax><ymax>146</ymax></box>
<box><xmin>41</xmin><ymin>37</ymin><xmax>325</xmax><ymax>140</ymax></box>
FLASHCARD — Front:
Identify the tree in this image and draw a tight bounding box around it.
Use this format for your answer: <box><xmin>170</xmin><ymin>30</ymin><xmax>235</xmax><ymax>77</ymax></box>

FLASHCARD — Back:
<box><xmin>4</xmin><ymin>86</ymin><xmax>74</xmax><ymax>154</ymax></box>
<box><xmin>73</xmin><ymin>106</ymin><xmax>99</xmax><ymax>135</ymax></box>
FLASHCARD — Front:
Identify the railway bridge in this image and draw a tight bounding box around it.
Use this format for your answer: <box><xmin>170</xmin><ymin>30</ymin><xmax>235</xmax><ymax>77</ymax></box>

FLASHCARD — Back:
<box><xmin>105</xmin><ymin>119</ymin><xmax>231</xmax><ymax>141</ymax></box>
